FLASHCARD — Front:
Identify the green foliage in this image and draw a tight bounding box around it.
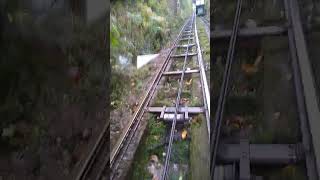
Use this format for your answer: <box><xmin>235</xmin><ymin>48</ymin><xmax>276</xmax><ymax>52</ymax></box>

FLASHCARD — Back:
<box><xmin>147</xmin><ymin>116</ymin><xmax>166</xmax><ymax>136</ymax></box>
<box><xmin>190</xmin><ymin>114</ymin><xmax>210</xmax><ymax>180</ymax></box>
<box><xmin>171</xmin><ymin>140</ymin><xmax>189</xmax><ymax>164</ymax></box>
<box><xmin>130</xmin><ymin>115</ymin><xmax>166</xmax><ymax>180</ymax></box>
<box><xmin>110</xmin><ymin>71</ymin><xmax>129</xmax><ymax>108</ymax></box>
<box><xmin>180</xmin><ymin>0</ymin><xmax>193</xmax><ymax>18</ymax></box>
<box><xmin>110</xmin><ymin>22</ymin><xmax>120</xmax><ymax>48</ymax></box>
<box><xmin>111</xmin><ymin>0</ymin><xmax>190</xmax><ymax>67</ymax></box>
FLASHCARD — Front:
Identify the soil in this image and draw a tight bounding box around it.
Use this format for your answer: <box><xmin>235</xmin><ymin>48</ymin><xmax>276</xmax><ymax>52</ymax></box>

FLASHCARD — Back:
<box><xmin>110</xmin><ymin>49</ymin><xmax>169</xmax><ymax>149</ymax></box>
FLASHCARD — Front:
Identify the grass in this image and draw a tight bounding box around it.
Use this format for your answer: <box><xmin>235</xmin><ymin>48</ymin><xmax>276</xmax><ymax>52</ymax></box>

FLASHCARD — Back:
<box><xmin>111</xmin><ymin>63</ymin><xmax>152</xmax><ymax>109</ymax></box>
<box><xmin>189</xmin><ymin>114</ymin><xmax>209</xmax><ymax>180</ymax></box>
<box><xmin>130</xmin><ymin>115</ymin><xmax>166</xmax><ymax>180</ymax></box>
<box><xmin>111</xmin><ymin>0</ymin><xmax>191</xmax><ymax>65</ymax></box>
<box><xmin>196</xmin><ymin>17</ymin><xmax>210</xmax><ymax>81</ymax></box>
<box><xmin>171</xmin><ymin>140</ymin><xmax>190</xmax><ymax>164</ymax></box>
<box><xmin>153</xmin><ymin>82</ymin><xmax>176</xmax><ymax>107</ymax></box>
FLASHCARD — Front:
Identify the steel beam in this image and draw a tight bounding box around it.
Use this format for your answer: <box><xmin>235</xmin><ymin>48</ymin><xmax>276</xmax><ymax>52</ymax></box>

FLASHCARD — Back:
<box><xmin>218</xmin><ymin>143</ymin><xmax>303</xmax><ymax>164</ymax></box>
<box><xmin>171</xmin><ymin>52</ymin><xmax>197</xmax><ymax>58</ymax></box>
<box><xmin>239</xmin><ymin>139</ymin><xmax>250</xmax><ymax>180</ymax></box>
<box><xmin>163</xmin><ymin>69</ymin><xmax>199</xmax><ymax>76</ymax></box>
<box><xmin>148</xmin><ymin>107</ymin><xmax>203</xmax><ymax>114</ymax></box>
<box><xmin>212</xmin><ymin>26</ymin><xmax>287</xmax><ymax>39</ymax></box>
<box><xmin>176</xmin><ymin>44</ymin><xmax>195</xmax><ymax>48</ymax></box>
<box><xmin>182</xmin><ymin>33</ymin><xmax>194</xmax><ymax>37</ymax></box>
<box><xmin>180</xmin><ymin>37</ymin><xmax>194</xmax><ymax>41</ymax></box>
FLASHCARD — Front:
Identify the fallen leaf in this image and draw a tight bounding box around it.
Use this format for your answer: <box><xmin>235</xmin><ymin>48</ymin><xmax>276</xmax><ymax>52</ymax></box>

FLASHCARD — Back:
<box><xmin>181</xmin><ymin>129</ymin><xmax>187</xmax><ymax>139</ymax></box>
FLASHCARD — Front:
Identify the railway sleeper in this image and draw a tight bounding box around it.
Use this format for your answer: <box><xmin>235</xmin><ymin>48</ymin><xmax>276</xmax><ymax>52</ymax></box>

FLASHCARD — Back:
<box><xmin>148</xmin><ymin>106</ymin><xmax>204</xmax><ymax>114</ymax></box>
<box><xmin>159</xmin><ymin>106</ymin><xmax>190</xmax><ymax>124</ymax></box>
<box><xmin>148</xmin><ymin>106</ymin><xmax>204</xmax><ymax>124</ymax></box>
<box><xmin>171</xmin><ymin>52</ymin><xmax>197</xmax><ymax>58</ymax></box>
<box><xmin>215</xmin><ymin>141</ymin><xmax>303</xmax><ymax>180</ymax></box>
<box><xmin>217</xmin><ymin>143</ymin><xmax>305</xmax><ymax>164</ymax></box>
<box><xmin>176</xmin><ymin>44</ymin><xmax>196</xmax><ymax>48</ymax></box>
<box><xmin>212</xmin><ymin>25</ymin><xmax>287</xmax><ymax>40</ymax></box>
<box><xmin>159</xmin><ymin>113</ymin><xmax>190</xmax><ymax>124</ymax></box>
<box><xmin>179</xmin><ymin>37</ymin><xmax>194</xmax><ymax>41</ymax></box>
<box><xmin>181</xmin><ymin>33</ymin><xmax>194</xmax><ymax>37</ymax></box>
<box><xmin>163</xmin><ymin>69</ymin><xmax>199</xmax><ymax>76</ymax></box>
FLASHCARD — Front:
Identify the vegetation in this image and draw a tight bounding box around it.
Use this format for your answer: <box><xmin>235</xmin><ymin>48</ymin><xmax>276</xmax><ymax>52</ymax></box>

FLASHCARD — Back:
<box><xmin>196</xmin><ymin>17</ymin><xmax>210</xmax><ymax>80</ymax></box>
<box><xmin>189</xmin><ymin>115</ymin><xmax>209</xmax><ymax>180</ymax></box>
<box><xmin>110</xmin><ymin>0</ymin><xmax>193</xmax><ymax>111</ymax></box>
<box><xmin>171</xmin><ymin>140</ymin><xmax>190</xmax><ymax>164</ymax></box>
<box><xmin>111</xmin><ymin>65</ymin><xmax>151</xmax><ymax>109</ymax></box>
<box><xmin>111</xmin><ymin>0</ymin><xmax>192</xmax><ymax>67</ymax></box>
<box><xmin>130</xmin><ymin>115</ymin><xmax>166</xmax><ymax>180</ymax></box>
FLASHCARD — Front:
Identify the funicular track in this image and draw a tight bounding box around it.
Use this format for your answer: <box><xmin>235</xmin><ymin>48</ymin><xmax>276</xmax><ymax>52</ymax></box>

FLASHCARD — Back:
<box><xmin>200</xmin><ymin>17</ymin><xmax>210</xmax><ymax>38</ymax></box>
<box><xmin>76</xmin><ymin>11</ymin><xmax>210</xmax><ymax>180</ymax></box>
<box><xmin>211</xmin><ymin>0</ymin><xmax>320</xmax><ymax>179</ymax></box>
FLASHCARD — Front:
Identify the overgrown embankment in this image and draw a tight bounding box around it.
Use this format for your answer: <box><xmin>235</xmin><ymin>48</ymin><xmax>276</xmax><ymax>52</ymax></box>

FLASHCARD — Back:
<box><xmin>111</xmin><ymin>0</ymin><xmax>192</xmax><ymax>63</ymax></box>
<box><xmin>110</xmin><ymin>0</ymin><xmax>193</xmax><ymax>147</ymax></box>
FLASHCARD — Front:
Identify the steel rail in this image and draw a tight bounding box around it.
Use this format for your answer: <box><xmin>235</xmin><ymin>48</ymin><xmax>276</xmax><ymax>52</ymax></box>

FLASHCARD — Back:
<box><xmin>200</xmin><ymin>17</ymin><xmax>210</xmax><ymax>38</ymax></box>
<box><xmin>194</xmin><ymin>17</ymin><xmax>211</xmax><ymax>136</ymax></box>
<box><xmin>75</xmin><ymin>122</ymin><xmax>110</xmax><ymax>180</ymax></box>
<box><xmin>109</xmin><ymin>16</ymin><xmax>192</xmax><ymax>179</ymax></box>
<box><xmin>210</xmin><ymin>0</ymin><xmax>242</xmax><ymax>178</ymax></box>
<box><xmin>284</xmin><ymin>0</ymin><xmax>320</xmax><ymax>179</ymax></box>
<box><xmin>161</xmin><ymin>13</ymin><xmax>195</xmax><ymax>180</ymax></box>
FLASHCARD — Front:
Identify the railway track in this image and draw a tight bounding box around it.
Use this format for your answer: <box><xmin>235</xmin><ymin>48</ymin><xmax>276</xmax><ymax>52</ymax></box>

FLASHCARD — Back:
<box><xmin>211</xmin><ymin>0</ymin><xmax>320</xmax><ymax>179</ymax></box>
<box><xmin>200</xmin><ymin>17</ymin><xmax>210</xmax><ymax>38</ymax></box>
<box><xmin>76</xmin><ymin>11</ymin><xmax>210</xmax><ymax>180</ymax></box>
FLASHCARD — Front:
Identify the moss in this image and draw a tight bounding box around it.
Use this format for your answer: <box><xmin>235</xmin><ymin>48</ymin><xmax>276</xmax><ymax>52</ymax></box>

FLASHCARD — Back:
<box><xmin>189</xmin><ymin>114</ymin><xmax>209</xmax><ymax>180</ymax></box>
